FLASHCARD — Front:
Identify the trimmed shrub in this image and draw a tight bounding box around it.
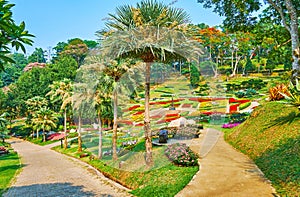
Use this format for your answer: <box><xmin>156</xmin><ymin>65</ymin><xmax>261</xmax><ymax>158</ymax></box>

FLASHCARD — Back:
<box><xmin>239</xmin><ymin>102</ymin><xmax>251</xmax><ymax>110</ymax></box>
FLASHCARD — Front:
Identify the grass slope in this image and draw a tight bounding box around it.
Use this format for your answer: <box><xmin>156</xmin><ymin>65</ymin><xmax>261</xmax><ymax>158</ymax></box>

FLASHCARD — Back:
<box><xmin>225</xmin><ymin>102</ymin><xmax>300</xmax><ymax>196</ymax></box>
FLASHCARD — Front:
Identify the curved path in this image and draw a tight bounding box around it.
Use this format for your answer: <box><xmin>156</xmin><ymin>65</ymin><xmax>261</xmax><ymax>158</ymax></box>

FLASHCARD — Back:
<box><xmin>3</xmin><ymin>138</ymin><xmax>132</xmax><ymax>197</ymax></box>
<box><xmin>176</xmin><ymin>128</ymin><xmax>278</xmax><ymax>197</ymax></box>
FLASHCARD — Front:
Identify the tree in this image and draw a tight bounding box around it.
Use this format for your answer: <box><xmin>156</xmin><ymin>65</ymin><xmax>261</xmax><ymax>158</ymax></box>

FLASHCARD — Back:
<box><xmin>197</xmin><ymin>0</ymin><xmax>300</xmax><ymax>80</ymax></box>
<box><xmin>0</xmin><ymin>0</ymin><xmax>34</xmax><ymax>70</ymax></box>
<box><xmin>100</xmin><ymin>0</ymin><xmax>203</xmax><ymax>166</ymax></box>
<box><xmin>32</xmin><ymin>108</ymin><xmax>57</xmax><ymax>142</ymax></box>
<box><xmin>28</xmin><ymin>48</ymin><xmax>46</xmax><ymax>63</ymax></box>
<box><xmin>0</xmin><ymin>113</ymin><xmax>8</xmax><ymax>142</ymax></box>
<box><xmin>47</xmin><ymin>79</ymin><xmax>73</xmax><ymax>149</ymax></box>
<box><xmin>60</xmin><ymin>38</ymin><xmax>88</xmax><ymax>67</ymax></box>
<box><xmin>25</xmin><ymin>96</ymin><xmax>48</xmax><ymax>138</ymax></box>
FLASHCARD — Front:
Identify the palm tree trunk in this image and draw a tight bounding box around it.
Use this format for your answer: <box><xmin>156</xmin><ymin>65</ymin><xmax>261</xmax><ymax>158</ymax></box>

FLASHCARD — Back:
<box><xmin>78</xmin><ymin>114</ymin><xmax>82</xmax><ymax>152</ymax></box>
<box><xmin>144</xmin><ymin>62</ymin><xmax>153</xmax><ymax>166</ymax></box>
<box><xmin>36</xmin><ymin>128</ymin><xmax>39</xmax><ymax>139</ymax></box>
<box><xmin>98</xmin><ymin>113</ymin><xmax>103</xmax><ymax>159</ymax></box>
<box><xmin>43</xmin><ymin>128</ymin><xmax>46</xmax><ymax>142</ymax></box>
<box><xmin>112</xmin><ymin>90</ymin><xmax>118</xmax><ymax>161</ymax></box>
<box><xmin>63</xmin><ymin>110</ymin><xmax>68</xmax><ymax>149</ymax></box>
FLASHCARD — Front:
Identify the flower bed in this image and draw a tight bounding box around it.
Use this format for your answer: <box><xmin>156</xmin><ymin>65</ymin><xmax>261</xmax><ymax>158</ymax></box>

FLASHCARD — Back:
<box><xmin>165</xmin><ymin>143</ymin><xmax>199</xmax><ymax>166</ymax></box>
<box><xmin>222</xmin><ymin>122</ymin><xmax>241</xmax><ymax>128</ymax></box>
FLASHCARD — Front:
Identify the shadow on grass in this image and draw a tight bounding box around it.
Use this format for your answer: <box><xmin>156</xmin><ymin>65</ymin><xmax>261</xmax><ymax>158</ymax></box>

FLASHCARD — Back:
<box><xmin>0</xmin><ymin>164</ymin><xmax>25</xmax><ymax>172</ymax></box>
<box><xmin>265</xmin><ymin>111</ymin><xmax>300</xmax><ymax>129</ymax></box>
<box><xmin>2</xmin><ymin>182</ymin><xmax>108</xmax><ymax>197</ymax></box>
<box><xmin>254</xmin><ymin>136</ymin><xmax>300</xmax><ymax>197</ymax></box>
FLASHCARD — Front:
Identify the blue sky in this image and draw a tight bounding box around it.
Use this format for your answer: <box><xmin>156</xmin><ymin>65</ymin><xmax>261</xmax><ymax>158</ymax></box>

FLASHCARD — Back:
<box><xmin>11</xmin><ymin>0</ymin><xmax>223</xmax><ymax>55</ymax></box>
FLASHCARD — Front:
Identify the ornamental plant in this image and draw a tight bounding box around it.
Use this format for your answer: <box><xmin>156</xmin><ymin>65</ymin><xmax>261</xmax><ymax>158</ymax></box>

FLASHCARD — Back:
<box><xmin>165</xmin><ymin>143</ymin><xmax>199</xmax><ymax>167</ymax></box>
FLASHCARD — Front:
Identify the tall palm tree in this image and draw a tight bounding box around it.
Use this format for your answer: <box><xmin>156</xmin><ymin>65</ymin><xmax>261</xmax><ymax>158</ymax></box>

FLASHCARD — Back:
<box><xmin>32</xmin><ymin>108</ymin><xmax>58</xmax><ymax>142</ymax></box>
<box><xmin>47</xmin><ymin>79</ymin><xmax>73</xmax><ymax>149</ymax></box>
<box><xmin>99</xmin><ymin>0</ymin><xmax>203</xmax><ymax>166</ymax></box>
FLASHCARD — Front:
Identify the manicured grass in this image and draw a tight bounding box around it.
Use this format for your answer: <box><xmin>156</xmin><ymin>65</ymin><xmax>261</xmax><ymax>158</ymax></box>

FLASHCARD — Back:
<box><xmin>225</xmin><ymin>102</ymin><xmax>300</xmax><ymax>196</ymax></box>
<box><xmin>53</xmin><ymin>140</ymin><xmax>198</xmax><ymax>197</ymax></box>
<box><xmin>0</xmin><ymin>144</ymin><xmax>22</xmax><ymax>195</ymax></box>
<box><xmin>26</xmin><ymin>137</ymin><xmax>58</xmax><ymax>146</ymax></box>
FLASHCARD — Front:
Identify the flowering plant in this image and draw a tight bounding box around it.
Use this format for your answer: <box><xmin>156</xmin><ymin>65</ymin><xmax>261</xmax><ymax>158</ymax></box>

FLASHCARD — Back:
<box><xmin>165</xmin><ymin>143</ymin><xmax>199</xmax><ymax>166</ymax></box>
<box><xmin>222</xmin><ymin>122</ymin><xmax>241</xmax><ymax>128</ymax></box>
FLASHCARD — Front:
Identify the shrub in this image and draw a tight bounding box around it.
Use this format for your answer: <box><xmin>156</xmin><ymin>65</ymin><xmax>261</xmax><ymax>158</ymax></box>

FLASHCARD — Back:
<box><xmin>165</xmin><ymin>143</ymin><xmax>199</xmax><ymax>166</ymax></box>
<box><xmin>269</xmin><ymin>84</ymin><xmax>290</xmax><ymax>101</ymax></box>
<box><xmin>239</xmin><ymin>102</ymin><xmax>251</xmax><ymax>110</ymax></box>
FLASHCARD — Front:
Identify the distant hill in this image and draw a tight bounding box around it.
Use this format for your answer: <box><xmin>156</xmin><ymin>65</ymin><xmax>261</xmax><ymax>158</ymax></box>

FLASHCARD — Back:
<box><xmin>225</xmin><ymin>101</ymin><xmax>300</xmax><ymax>196</ymax></box>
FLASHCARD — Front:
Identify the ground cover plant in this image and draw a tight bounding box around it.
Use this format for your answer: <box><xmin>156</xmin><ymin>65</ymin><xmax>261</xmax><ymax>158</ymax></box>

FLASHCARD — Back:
<box><xmin>0</xmin><ymin>143</ymin><xmax>22</xmax><ymax>195</ymax></box>
<box><xmin>225</xmin><ymin>102</ymin><xmax>300</xmax><ymax>196</ymax></box>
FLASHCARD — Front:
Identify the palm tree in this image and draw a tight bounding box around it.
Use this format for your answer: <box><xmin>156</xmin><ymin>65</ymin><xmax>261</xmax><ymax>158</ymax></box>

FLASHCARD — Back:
<box><xmin>0</xmin><ymin>113</ymin><xmax>8</xmax><ymax>143</ymax></box>
<box><xmin>47</xmin><ymin>79</ymin><xmax>73</xmax><ymax>149</ymax></box>
<box><xmin>25</xmin><ymin>96</ymin><xmax>48</xmax><ymax>139</ymax></box>
<box><xmin>99</xmin><ymin>0</ymin><xmax>203</xmax><ymax>166</ymax></box>
<box><xmin>32</xmin><ymin>108</ymin><xmax>58</xmax><ymax>142</ymax></box>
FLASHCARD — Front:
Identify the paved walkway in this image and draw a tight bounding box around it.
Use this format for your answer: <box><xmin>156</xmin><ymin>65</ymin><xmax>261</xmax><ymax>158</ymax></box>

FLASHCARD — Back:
<box><xmin>3</xmin><ymin>138</ymin><xmax>132</xmax><ymax>197</ymax></box>
<box><xmin>4</xmin><ymin>128</ymin><xmax>278</xmax><ymax>197</ymax></box>
<box><xmin>176</xmin><ymin>128</ymin><xmax>278</xmax><ymax>197</ymax></box>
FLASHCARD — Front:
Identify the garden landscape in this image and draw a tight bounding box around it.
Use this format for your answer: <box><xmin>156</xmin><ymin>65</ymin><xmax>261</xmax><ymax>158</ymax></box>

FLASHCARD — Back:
<box><xmin>0</xmin><ymin>0</ymin><xmax>299</xmax><ymax>196</ymax></box>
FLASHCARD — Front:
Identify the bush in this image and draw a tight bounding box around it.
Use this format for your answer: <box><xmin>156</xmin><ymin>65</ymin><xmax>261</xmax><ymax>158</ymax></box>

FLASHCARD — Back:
<box><xmin>239</xmin><ymin>102</ymin><xmax>251</xmax><ymax>110</ymax></box>
<box><xmin>269</xmin><ymin>84</ymin><xmax>290</xmax><ymax>101</ymax></box>
<box><xmin>165</xmin><ymin>143</ymin><xmax>199</xmax><ymax>166</ymax></box>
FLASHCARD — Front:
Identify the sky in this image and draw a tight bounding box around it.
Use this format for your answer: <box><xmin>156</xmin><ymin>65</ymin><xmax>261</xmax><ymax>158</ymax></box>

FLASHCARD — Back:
<box><xmin>11</xmin><ymin>0</ymin><xmax>223</xmax><ymax>55</ymax></box>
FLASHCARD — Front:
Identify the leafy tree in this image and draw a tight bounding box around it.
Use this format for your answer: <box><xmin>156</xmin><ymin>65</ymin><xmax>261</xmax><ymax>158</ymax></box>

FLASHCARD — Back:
<box><xmin>197</xmin><ymin>0</ymin><xmax>300</xmax><ymax>80</ymax></box>
<box><xmin>0</xmin><ymin>53</ymin><xmax>28</xmax><ymax>87</ymax></box>
<box><xmin>83</xmin><ymin>40</ymin><xmax>98</xmax><ymax>49</ymax></box>
<box><xmin>190</xmin><ymin>63</ymin><xmax>200</xmax><ymax>88</ymax></box>
<box><xmin>28</xmin><ymin>48</ymin><xmax>46</xmax><ymax>63</ymax></box>
<box><xmin>60</xmin><ymin>38</ymin><xmax>88</xmax><ymax>67</ymax></box>
<box><xmin>0</xmin><ymin>113</ymin><xmax>8</xmax><ymax>142</ymax></box>
<box><xmin>100</xmin><ymin>0</ymin><xmax>203</xmax><ymax>166</ymax></box>
<box><xmin>0</xmin><ymin>0</ymin><xmax>34</xmax><ymax>70</ymax></box>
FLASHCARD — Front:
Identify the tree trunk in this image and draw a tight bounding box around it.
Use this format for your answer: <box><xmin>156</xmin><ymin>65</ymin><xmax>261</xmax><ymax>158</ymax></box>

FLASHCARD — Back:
<box><xmin>112</xmin><ymin>90</ymin><xmax>118</xmax><ymax>161</ymax></box>
<box><xmin>63</xmin><ymin>110</ymin><xmax>68</xmax><ymax>149</ymax></box>
<box><xmin>144</xmin><ymin>62</ymin><xmax>153</xmax><ymax>167</ymax></box>
<box><xmin>98</xmin><ymin>113</ymin><xmax>103</xmax><ymax>159</ymax></box>
<box><xmin>36</xmin><ymin>128</ymin><xmax>39</xmax><ymax>139</ymax></box>
<box><xmin>77</xmin><ymin>114</ymin><xmax>82</xmax><ymax>152</ymax></box>
<box><xmin>43</xmin><ymin>129</ymin><xmax>46</xmax><ymax>142</ymax></box>
<box><xmin>285</xmin><ymin>0</ymin><xmax>300</xmax><ymax>81</ymax></box>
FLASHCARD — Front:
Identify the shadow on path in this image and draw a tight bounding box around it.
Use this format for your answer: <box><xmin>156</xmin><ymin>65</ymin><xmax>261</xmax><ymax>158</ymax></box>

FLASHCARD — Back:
<box><xmin>3</xmin><ymin>182</ymin><xmax>113</xmax><ymax>197</ymax></box>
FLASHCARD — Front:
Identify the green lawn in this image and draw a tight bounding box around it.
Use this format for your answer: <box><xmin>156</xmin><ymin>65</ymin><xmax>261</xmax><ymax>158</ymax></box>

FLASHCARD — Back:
<box><xmin>0</xmin><ymin>144</ymin><xmax>22</xmax><ymax>195</ymax></box>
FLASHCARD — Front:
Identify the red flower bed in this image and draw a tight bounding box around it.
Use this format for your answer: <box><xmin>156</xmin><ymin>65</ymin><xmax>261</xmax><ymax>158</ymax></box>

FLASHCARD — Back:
<box><xmin>230</xmin><ymin>104</ymin><xmax>240</xmax><ymax>113</ymax></box>
<box><xmin>229</xmin><ymin>98</ymin><xmax>250</xmax><ymax>104</ymax></box>
<box><xmin>165</xmin><ymin>117</ymin><xmax>179</xmax><ymax>122</ymax></box>
<box><xmin>135</xmin><ymin>123</ymin><xmax>144</xmax><ymax>126</ymax></box>
<box><xmin>128</xmin><ymin>105</ymin><xmax>140</xmax><ymax>111</ymax></box>
<box><xmin>166</xmin><ymin>113</ymin><xmax>179</xmax><ymax>117</ymax></box>
<box><xmin>133</xmin><ymin>111</ymin><xmax>144</xmax><ymax>115</ymax></box>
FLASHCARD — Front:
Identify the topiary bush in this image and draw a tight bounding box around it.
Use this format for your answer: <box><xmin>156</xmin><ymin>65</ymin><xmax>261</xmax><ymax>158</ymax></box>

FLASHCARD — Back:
<box><xmin>165</xmin><ymin>143</ymin><xmax>199</xmax><ymax>166</ymax></box>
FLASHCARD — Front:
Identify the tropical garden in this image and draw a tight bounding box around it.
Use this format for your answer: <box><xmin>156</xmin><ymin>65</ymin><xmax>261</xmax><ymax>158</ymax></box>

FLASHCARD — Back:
<box><xmin>0</xmin><ymin>0</ymin><xmax>299</xmax><ymax>196</ymax></box>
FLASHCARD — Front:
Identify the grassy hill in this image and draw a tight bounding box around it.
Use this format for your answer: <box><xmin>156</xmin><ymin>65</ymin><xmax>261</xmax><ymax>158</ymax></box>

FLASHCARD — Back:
<box><xmin>225</xmin><ymin>101</ymin><xmax>300</xmax><ymax>196</ymax></box>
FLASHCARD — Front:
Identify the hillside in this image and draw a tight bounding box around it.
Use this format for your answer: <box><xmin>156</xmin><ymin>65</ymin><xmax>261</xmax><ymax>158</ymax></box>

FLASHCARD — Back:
<box><xmin>225</xmin><ymin>101</ymin><xmax>300</xmax><ymax>196</ymax></box>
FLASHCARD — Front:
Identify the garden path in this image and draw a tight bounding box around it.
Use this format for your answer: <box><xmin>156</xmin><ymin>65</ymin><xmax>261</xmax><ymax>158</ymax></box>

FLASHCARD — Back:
<box><xmin>3</xmin><ymin>138</ymin><xmax>132</xmax><ymax>197</ymax></box>
<box><xmin>176</xmin><ymin>128</ymin><xmax>278</xmax><ymax>197</ymax></box>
